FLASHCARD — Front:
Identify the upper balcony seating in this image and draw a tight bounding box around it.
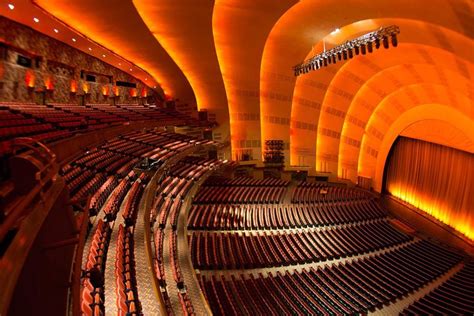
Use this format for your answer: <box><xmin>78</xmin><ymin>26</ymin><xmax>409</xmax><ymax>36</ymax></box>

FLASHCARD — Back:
<box><xmin>0</xmin><ymin>102</ymin><xmax>207</xmax><ymax>155</ymax></box>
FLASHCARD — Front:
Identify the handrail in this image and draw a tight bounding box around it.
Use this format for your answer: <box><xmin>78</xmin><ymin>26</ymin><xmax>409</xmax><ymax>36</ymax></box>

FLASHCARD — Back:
<box><xmin>0</xmin><ymin>138</ymin><xmax>58</xmax><ymax>242</ymax></box>
<box><xmin>68</xmin><ymin>196</ymin><xmax>91</xmax><ymax>316</ymax></box>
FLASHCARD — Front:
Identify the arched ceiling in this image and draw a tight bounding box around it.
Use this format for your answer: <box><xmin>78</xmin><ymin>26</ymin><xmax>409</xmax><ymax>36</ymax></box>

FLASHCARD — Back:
<box><xmin>133</xmin><ymin>0</ymin><xmax>230</xmax><ymax>140</ymax></box>
<box><xmin>3</xmin><ymin>0</ymin><xmax>474</xmax><ymax>181</ymax></box>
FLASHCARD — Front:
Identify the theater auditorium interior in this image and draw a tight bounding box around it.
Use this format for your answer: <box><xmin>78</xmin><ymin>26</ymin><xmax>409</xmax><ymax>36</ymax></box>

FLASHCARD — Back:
<box><xmin>0</xmin><ymin>0</ymin><xmax>473</xmax><ymax>315</ymax></box>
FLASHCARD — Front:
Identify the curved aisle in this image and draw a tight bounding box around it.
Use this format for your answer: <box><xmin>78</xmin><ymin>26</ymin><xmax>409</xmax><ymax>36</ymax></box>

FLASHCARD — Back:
<box><xmin>149</xmin><ymin>157</ymin><xmax>228</xmax><ymax>315</ymax></box>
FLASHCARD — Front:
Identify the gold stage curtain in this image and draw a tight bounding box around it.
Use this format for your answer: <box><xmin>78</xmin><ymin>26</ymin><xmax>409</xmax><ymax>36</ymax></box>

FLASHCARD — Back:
<box><xmin>385</xmin><ymin>137</ymin><xmax>474</xmax><ymax>240</ymax></box>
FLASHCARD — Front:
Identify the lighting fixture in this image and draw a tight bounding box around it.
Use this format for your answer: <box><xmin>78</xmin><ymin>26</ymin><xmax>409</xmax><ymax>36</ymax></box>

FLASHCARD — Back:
<box><xmin>293</xmin><ymin>25</ymin><xmax>400</xmax><ymax>76</ymax></box>
<box><xmin>72</xmin><ymin>38</ymin><xmax>77</xmax><ymax>42</ymax></box>
<box><xmin>129</xmin><ymin>68</ymin><xmax>133</xmax><ymax>71</ymax></box>
<box><xmin>8</xmin><ymin>4</ymin><xmax>14</xmax><ymax>10</ymax></box>
<box><xmin>88</xmin><ymin>47</ymin><xmax>92</xmax><ymax>51</ymax></box>
<box><xmin>118</xmin><ymin>63</ymin><xmax>121</xmax><ymax>66</ymax></box>
<box><xmin>102</xmin><ymin>54</ymin><xmax>106</xmax><ymax>58</ymax></box>
<box><xmin>33</xmin><ymin>17</ymin><xmax>39</xmax><ymax>23</ymax></box>
<box><xmin>53</xmin><ymin>28</ymin><xmax>59</xmax><ymax>33</ymax></box>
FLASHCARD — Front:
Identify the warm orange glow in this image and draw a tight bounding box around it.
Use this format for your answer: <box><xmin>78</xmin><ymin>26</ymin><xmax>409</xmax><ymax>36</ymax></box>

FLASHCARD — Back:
<box><xmin>389</xmin><ymin>185</ymin><xmax>474</xmax><ymax>241</ymax></box>
<box><xmin>113</xmin><ymin>85</ymin><xmax>119</xmax><ymax>96</ymax></box>
<box><xmin>129</xmin><ymin>88</ymin><xmax>137</xmax><ymax>97</ymax></box>
<box><xmin>33</xmin><ymin>0</ymin><xmax>187</xmax><ymax>99</ymax></box>
<box><xmin>101</xmin><ymin>85</ymin><xmax>110</xmax><ymax>96</ymax></box>
<box><xmin>70</xmin><ymin>79</ymin><xmax>77</xmax><ymax>93</ymax></box>
<box><xmin>25</xmin><ymin>70</ymin><xmax>35</xmax><ymax>88</ymax></box>
<box><xmin>82</xmin><ymin>81</ymin><xmax>89</xmax><ymax>94</ymax></box>
<box><xmin>44</xmin><ymin>75</ymin><xmax>54</xmax><ymax>90</ymax></box>
<box><xmin>140</xmin><ymin>87</ymin><xmax>147</xmax><ymax>98</ymax></box>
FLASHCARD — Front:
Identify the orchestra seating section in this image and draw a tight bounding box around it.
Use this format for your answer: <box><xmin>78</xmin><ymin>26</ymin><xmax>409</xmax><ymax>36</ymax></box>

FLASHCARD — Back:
<box><xmin>402</xmin><ymin>261</ymin><xmax>474</xmax><ymax>315</ymax></box>
<box><xmin>198</xmin><ymin>240</ymin><xmax>463</xmax><ymax>315</ymax></box>
<box><xmin>186</xmin><ymin>177</ymin><xmax>471</xmax><ymax>315</ymax></box>
<box><xmin>0</xmin><ymin>102</ymin><xmax>203</xmax><ymax>154</ymax></box>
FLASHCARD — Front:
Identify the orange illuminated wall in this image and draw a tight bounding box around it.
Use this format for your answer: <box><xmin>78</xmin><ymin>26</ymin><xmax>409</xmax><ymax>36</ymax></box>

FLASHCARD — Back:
<box><xmin>385</xmin><ymin>137</ymin><xmax>474</xmax><ymax>240</ymax></box>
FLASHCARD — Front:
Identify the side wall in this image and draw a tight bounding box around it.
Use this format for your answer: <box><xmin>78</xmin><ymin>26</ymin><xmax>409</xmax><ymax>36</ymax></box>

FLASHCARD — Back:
<box><xmin>0</xmin><ymin>17</ymin><xmax>156</xmax><ymax>104</ymax></box>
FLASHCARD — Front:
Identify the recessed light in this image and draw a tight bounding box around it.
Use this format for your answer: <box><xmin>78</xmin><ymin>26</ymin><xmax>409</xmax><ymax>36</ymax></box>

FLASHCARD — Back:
<box><xmin>88</xmin><ymin>47</ymin><xmax>92</xmax><ymax>51</ymax></box>
<box><xmin>102</xmin><ymin>54</ymin><xmax>106</xmax><ymax>58</ymax></box>
<box><xmin>154</xmin><ymin>86</ymin><xmax>157</xmax><ymax>88</ymax></box>
<box><xmin>33</xmin><ymin>17</ymin><xmax>39</xmax><ymax>23</ymax></box>
<box><xmin>118</xmin><ymin>63</ymin><xmax>121</xmax><ymax>66</ymax></box>
<box><xmin>53</xmin><ymin>28</ymin><xmax>59</xmax><ymax>33</ymax></box>
<box><xmin>72</xmin><ymin>38</ymin><xmax>77</xmax><ymax>42</ymax></box>
<box><xmin>129</xmin><ymin>68</ymin><xmax>133</xmax><ymax>71</ymax></box>
<box><xmin>8</xmin><ymin>4</ymin><xmax>14</xmax><ymax>10</ymax></box>
<box><xmin>145</xmin><ymin>78</ymin><xmax>147</xmax><ymax>81</ymax></box>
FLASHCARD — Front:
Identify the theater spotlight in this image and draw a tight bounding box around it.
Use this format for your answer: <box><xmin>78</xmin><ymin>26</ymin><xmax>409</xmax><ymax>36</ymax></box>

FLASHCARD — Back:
<box><xmin>391</xmin><ymin>33</ymin><xmax>398</xmax><ymax>47</ymax></box>
<box><xmin>375</xmin><ymin>38</ymin><xmax>381</xmax><ymax>49</ymax></box>
<box><xmin>348</xmin><ymin>49</ymin><xmax>353</xmax><ymax>59</ymax></box>
<box><xmin>293</xmin><ymin>25</ymin><xmax>400</xmax><ymax>76</ymax></box>
<box><xmin>383</xmin><ymin>36</ymin><xmax>389</xmax><ymax>49</ymax></box>
<box><xmin>367</xmin><ymin>42</ymin><xmax>373</xmax><ymax>53</ymax></box>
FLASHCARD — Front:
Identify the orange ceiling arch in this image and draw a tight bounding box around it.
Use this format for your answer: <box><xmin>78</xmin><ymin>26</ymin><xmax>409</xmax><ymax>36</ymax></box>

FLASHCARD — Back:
<box><xmin>357</xmin><ymin>86</ymin><xmax>473</xmax><ymax>183</ymax></box>
<box><xmin>261</xmin><ymin>0</ymin><xmax>473</xmax><ymax>163</ymax></box>
<box><xmin>133</xmin><ymin>0</ymin><xmax>230</xmax><ymax>142</ymax></box>
<box><xmin>290</xmin><ymin>19</ymin><xmax>473</xmax><ymax>170</ymax></box>
<box><xmin>212</xmin><ymin>0</ymin><xmax>297</xmax><ymax>160</ymax></box>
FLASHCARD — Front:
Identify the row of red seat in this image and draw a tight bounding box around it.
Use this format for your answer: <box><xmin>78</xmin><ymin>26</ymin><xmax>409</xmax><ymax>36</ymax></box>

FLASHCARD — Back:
<box><xmin>292</xmin><ymin>182</ymin><xmax>372</xmax><ymax>203</ymax></box>
<box><xmin>187</xmin><ymin>199</ymin><xmax>387</xmax><ymax>230</ymax></box>
<box><xmin>122</xmin><ymin>174</ymin><xmax>148</xmax><ymax>226</ymax></box>
<box><xmin>115</xmin><ymin>225</ymin><xmax>142</xmax><ymax>315</ymax></box>
<box><xmin>190</xmin><ymin>220</ymin><xmax>412</xmax><ymax>269</ymax></box>
<box><xmin>82</xmin><ymin>219</ymin><xmax>110</xmax><ymax>315</ymax></box>
<box><xmin>198</xmin><ymin>239</ymin><xmax>463</xmax><ymax>315</ymax></box>
<box><xmin>203</xmin><ymin>176</ymin><xmax>290</xmax><ymax>187</ymax></box>
<box><xmin>151</xmin><ymin>157</ymin><xmax>226</xmax><ymax>315</ymax></box>
<box><xmin>402</xmin><ymin>261</ymin><xmax>474</xmax><ymax>315</ymax></box>
<box><xmin>0</xmin><ymin>102</ymin><xmax>207</xmax><ymax>154</ymax></box>
<box><xmin>102</xmin><ymin>177</ymin><xmax>132</xmax><ymax>221</ymax></box>
<box><xmin>193</xmin><ymin>186</ymin><xmax>286</xmax><ymax>204</ymax></box>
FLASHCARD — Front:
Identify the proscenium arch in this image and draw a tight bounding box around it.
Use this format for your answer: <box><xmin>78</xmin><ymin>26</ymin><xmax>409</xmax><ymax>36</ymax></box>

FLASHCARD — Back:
<box><xmin>338</xmin><ymin>65</ymin><xmax>474</xmax><ymax>181</ymax></box>
<box><xmin>260</xmin><ymin>0</ymin><xmax>473</xmax><ymax>165</ymax></box>
<box><xmin>291</xmin><ymin>19</ymin><xmax>473</xmax><ymax>172</ymax></box>
<box><xmin>372</xmin><ymin>104</ymin><xmax>474</xmax><ymax>192</ymax></box>
<box><xmin>358</xmin><ymin>85</ymin><xmax>473</xmax><ymax>182</ymax></box>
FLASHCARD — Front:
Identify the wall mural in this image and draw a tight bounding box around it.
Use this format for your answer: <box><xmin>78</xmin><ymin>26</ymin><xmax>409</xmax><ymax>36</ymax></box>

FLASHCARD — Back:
<box><xmin>0</xmin><ymin>17</ymin><xmax>156</xmax><ymax>104</ymax></box>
